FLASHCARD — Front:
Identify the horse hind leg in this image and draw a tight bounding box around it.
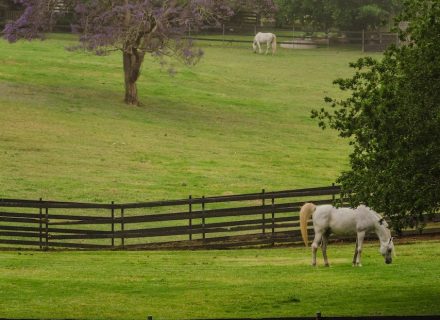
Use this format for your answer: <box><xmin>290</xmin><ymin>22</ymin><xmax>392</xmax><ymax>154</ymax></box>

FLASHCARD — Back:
<box><xmin>311</xmin><ymin>232</ymin><xmax>323</xmax><ymax>266</ymax></box>
<box><xmin>322</xmin><ymin>231</ymin><xmax>330</xmax><ymax>267</ymax></box>
<box><xmin>354</xmin><ymin>231</ymin><xmax>366</xmax><ymax>267</ymax></box>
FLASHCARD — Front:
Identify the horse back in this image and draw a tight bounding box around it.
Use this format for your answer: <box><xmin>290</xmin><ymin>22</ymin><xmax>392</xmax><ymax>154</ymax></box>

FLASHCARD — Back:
<box><xmin>313</xmin><ymin>205</ymin><xmax>357</xmax><ymax>235</ymax></box>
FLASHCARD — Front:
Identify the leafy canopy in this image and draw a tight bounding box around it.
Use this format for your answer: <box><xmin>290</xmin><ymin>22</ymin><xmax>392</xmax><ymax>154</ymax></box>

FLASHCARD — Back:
<box><xmin>312</xmin><ymin>0</ymin><xmax>440</xmax><ymax>232</ymax></box>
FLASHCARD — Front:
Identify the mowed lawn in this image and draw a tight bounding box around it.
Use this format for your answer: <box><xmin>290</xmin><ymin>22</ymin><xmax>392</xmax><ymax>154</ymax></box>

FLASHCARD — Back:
<box><xmin>0</xmin><ymin>35</ymin><xmax>378</xmax><ymax>202</ymax></box>
<box><xmin>1</xmin><ymin>240</ymin><xmax>439</xmax><ymax>319</ymax></box>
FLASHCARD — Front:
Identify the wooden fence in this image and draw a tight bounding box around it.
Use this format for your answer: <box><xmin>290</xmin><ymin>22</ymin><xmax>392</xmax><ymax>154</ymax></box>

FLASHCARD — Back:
<box><xmin>1</xmin><ymin>185</ymin><xmax>439</xmax><ymax>250</ymax></box>
<box><xmin>0</xmin><ymin>186</ymin><xmax>347</xmax><ymax>250</ymax></box>
<box><xmin>188</xmin><ymin>26</ymin><xmax>399</xmax><ymax>52</ymax></box>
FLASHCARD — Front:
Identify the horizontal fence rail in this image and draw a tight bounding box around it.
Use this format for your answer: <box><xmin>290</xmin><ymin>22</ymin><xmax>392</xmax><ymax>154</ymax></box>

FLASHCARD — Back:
<box><xmin>0</xmin><ymin>185</ymin><xmax>439</xmax><ymax>250</ymax></box>
<box><xmin>186</xmin><ymin>26</ymin><xmax>399</xmax><ymax>52</ymax></box>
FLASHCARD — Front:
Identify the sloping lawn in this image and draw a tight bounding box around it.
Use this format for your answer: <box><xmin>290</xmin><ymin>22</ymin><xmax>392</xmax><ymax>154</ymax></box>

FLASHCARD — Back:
<box><xmin>0</xmin><ymin>35</ymin><xmax>377</xmax><ymax>202</ymax></box>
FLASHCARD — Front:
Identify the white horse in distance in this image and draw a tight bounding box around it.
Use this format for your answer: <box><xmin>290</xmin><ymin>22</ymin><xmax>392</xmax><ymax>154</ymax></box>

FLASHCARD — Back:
<box><xmin>300</xmin><ymin>203</ymin><xmax>395</xmax><ymax>267</ymax></box>
<box><xmin>253</xmin><ymin>32</ymin><xmax>277</xmax><ymax>55</ymax></box>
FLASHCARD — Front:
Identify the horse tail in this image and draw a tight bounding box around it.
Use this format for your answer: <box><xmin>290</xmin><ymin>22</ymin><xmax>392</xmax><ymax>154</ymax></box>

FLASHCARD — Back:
<box><xmin>272</xmin><ymin>34</ymin><xmax>277</xmax><ymax>54</ymax></box>
<box><xmin>300</xmin><ymin>203</ymin><xmax>316</xmax><ymax>247</ymax></box>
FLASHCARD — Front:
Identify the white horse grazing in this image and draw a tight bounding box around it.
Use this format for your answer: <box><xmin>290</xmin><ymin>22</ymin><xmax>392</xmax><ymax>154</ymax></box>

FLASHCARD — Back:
<box><xmin>252</xmin><ymin>32</ymin><xmax>277</xmax><ymax>54</ymax></box>
<box><xmin>300</xmin><ymin>203</ymin><xmax>394</xmax><ymax>267</ymax></box>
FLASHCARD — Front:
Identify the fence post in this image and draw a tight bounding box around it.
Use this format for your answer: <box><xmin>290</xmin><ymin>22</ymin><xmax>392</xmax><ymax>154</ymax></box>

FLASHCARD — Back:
<box><xmin>111</xmin><ymin>201</ymin><xmax>115</xmax><ymax>248</ymax></box>
<box><xmin>271</xmin><ymin>197</ymin><xmax>275</xmax><ymax>246</ymax></box>
<box><xmin>339</xmin><ymin>184</ymin><xmax>344</xmax><ymax>206</ymax></box>
<box><xmin>45</xmin><ymin>207</ymin><xmax>49</xmax><ymax>251</ymax></box>
<box><xmin>202</xmin><ymin>196</ymin><xmax>206</xmax><ymax>240</ymax></box>
<box><xmin>292</xmin><ymin>21</ymin><xmax>295</xmax><ymax>41</ymax></box>
<box><xmin>188</xmin><ymin>195</ymin><xmax>192</xmax><ymax>241</ymax></box>
<box><xmin>222</xmin><ymin>24</ymin><xmax>225</xmax><ymax>45</ymax></box>
<box><xmin>121</xmin><ymin>207</ymin><xmax>125</xmax><ymax>249</ymax></box>
<box><xmin>39</xmin><ymin>198</ymin><xmax>43</xmax><ymax>250</ymax></box>
<box><xmin>262</xmin><ymin>189</ymin><xmax>266</xmax><ymax>234</ymax></box>
<box><xmin>326</xmin><ymin>29</ymin><xmax>330</xmax><ymax>49</ymax></box>
<box><xmin>362</xmin><ymin>29</ymin><xmax>365</xmax><ymax>52</ymax></box>
<box><xmin>332</xmin><ymin>183</ymin><xmax>335</xmax><ymax>204</ymax></box>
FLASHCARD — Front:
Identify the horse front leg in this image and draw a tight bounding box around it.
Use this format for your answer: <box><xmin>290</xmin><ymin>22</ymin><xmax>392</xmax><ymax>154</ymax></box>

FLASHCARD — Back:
<box><xmin>352</xmin><ymin>239</ymin><xmax>358</xmax><ymax>267</ymax></box>
<box><xmin>355</xmin><ymin>231</ymin><xmax>366</xmax><ymax>267</ymax></box>
<box><xmin>311</xmin><ymin>232</ymin><xmax>323</xmax><ymax>266</ymax></box>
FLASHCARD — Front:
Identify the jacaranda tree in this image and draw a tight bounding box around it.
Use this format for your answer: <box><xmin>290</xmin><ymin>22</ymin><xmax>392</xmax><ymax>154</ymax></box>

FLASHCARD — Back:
<box><xmin>4</xmin><ymin>0</ymin><xmax>233</xmax><ymax>105</ymax></box>
<box><xmin>312</xmin><ymin>0</ymin><xmax>440</xmax><ymax>232</ymax></box>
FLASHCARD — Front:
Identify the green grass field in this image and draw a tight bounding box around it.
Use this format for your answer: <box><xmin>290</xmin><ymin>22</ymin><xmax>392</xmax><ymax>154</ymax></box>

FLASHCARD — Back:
<box><xmin>2</xmin><ymin>35</ymin><xmax>439</xmax><ymax>319</ymax></box>
<box><xmin>0</xmin><ymin>35</ymin><xmax>375</xmax><ymax>202</ymax></box>
<box><xmin>1</xmin><ymin>240</ymin><xmax>439</xmax><ymax>319</ymax></box>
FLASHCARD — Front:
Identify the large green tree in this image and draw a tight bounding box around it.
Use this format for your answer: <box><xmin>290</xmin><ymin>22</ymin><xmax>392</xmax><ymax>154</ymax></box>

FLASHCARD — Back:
<box><xmin>312</xmin><ymin>0</ymin><xmax>440</xmax><ymax>232</ymax></box>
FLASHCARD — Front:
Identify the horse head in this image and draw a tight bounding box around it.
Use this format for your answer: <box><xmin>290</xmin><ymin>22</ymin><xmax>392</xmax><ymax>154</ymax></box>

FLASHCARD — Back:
<box><xmin>373</xmin><ymin>212</ymin><xmax>394</xmax><ymax>264</ymax></box>
<box><xmin>380</xmin><ymin>237</ymin><xmax>394</xmax><ymax>264</ymax></box>
<box><xmin>252</xmin><ymin>41</ymin><xmax>257</xmax><ymax>53</ymax></box>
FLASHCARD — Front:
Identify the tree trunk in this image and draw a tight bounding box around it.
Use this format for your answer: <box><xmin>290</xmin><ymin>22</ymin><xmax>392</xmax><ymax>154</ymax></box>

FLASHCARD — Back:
<box><xmin>124</xmin><ymin>78</ymin><xmax>138</xmax><ymax>105</ymax></box>
<box><xmin>123</xmin><ymin>49</ymin><xmax>144</xmax><ymax>106</ymax></box>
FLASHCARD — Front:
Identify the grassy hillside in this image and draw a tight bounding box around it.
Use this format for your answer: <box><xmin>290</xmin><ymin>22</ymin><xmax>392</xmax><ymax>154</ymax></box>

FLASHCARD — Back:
<box><xmin>1</xmin><ymin>240</ymin><xmax>439</xmax><ymax>319</ymax></box>
<box><xmin>0</xmin><ymin>35</ymin><xmax>379</xmax><ymax>202</ymax></box>
<box><xmin>1</xmin><ymin>37</ymin><xmax>438</xmax><ymax>320</ymax></box>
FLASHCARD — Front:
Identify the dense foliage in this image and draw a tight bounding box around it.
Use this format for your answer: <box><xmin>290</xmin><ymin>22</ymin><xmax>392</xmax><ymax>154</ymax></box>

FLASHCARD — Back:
<box><xmin>312</xmin><ymin>0</ymin><xmax>440</xmax><ymax>232</ymax></box>
<box><xmin>275</xmin><ymin>0</ymin><xmax>401</xmax><ymax>31</ymax></box>
<box><xmin>230</xmin><ymin>0</ymin><xmax>277</xmax><ymax>18</ymax></box>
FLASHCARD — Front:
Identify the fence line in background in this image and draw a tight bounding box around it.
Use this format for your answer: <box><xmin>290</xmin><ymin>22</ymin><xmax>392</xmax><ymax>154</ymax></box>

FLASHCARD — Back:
<box><xmin>187</xmin><ymin>25</ymin><xmax>399</xmax><ymax>52</ymax></box>
<box><xmin>0</xmin><ymin>13</ymin><xmax>398</xmax><ymax>52</ymax></box>
<box><xmin>1</xmin><ymin>185</ymin><xmax>346</xmax><ymax>250</ymax></box>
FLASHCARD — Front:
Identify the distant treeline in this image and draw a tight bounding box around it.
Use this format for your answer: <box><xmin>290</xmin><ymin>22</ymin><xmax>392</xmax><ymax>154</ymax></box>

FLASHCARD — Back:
<box><xmin>273</xmin><ymin>0</ymin><xmax>402</xmax><ymax>31</ymax></box>
<box><xmin>1</xmin><ymin>1</ymin><xmax>402</xmax><ymax>32</ymax></box>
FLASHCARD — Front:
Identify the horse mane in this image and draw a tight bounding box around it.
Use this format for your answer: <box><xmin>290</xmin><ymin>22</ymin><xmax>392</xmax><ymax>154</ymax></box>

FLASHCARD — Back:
<box><xmin>371</xmin><ymin>211</ymin><xmax>389</xmax><ymax>228</ymax></box>
<box><xmin>357</xmin><ymin>205</ymin><xmax>388</xmax><ymax>226</ymax></box>
<box><xmin>299</xmin><ymin>203</ymin><xmax>316</xmax><ymax>246</ymax></box>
